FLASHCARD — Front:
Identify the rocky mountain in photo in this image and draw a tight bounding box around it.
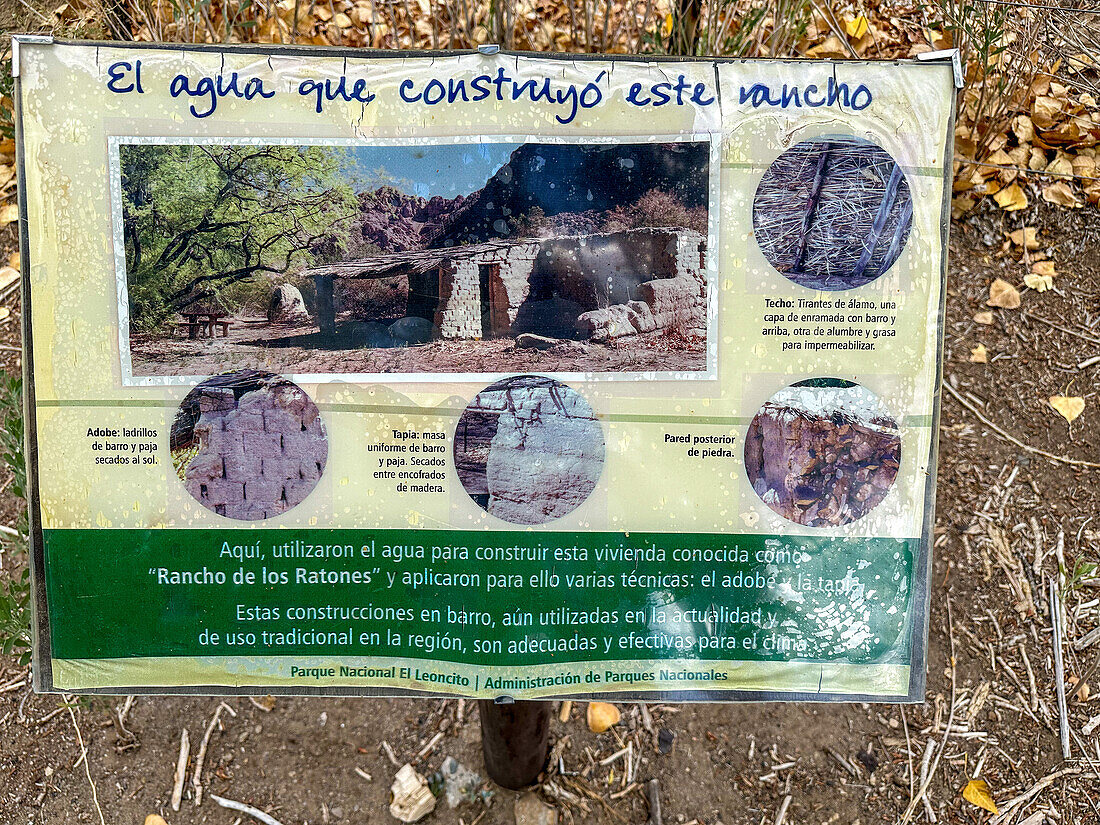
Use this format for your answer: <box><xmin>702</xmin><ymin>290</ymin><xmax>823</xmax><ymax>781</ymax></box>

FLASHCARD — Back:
<box><xmin>347</xmin><ymin>187</ymin><xmax>469</xmax><ymax>253</ymax></box>
<box><xmin>427</xmin><ymin>141</ymin><xmax>710</xmax><ymax>248</ymax></box>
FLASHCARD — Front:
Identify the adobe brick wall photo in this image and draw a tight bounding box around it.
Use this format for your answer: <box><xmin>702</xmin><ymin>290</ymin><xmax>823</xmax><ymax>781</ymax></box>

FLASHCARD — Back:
<box><xmin>180</xmin><ymin>378</ymin><xmax>327</xmax><ymax>521</ymax></box>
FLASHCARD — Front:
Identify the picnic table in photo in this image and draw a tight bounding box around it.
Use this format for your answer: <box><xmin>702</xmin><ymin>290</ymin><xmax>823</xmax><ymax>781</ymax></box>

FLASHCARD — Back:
<box><xmin>176</xmin><ymin>311</ymin><xmax>232</xmax><ymax>339</ymax></box>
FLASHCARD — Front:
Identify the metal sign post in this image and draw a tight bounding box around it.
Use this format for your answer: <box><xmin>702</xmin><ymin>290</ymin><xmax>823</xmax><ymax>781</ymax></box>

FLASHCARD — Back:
<box><xmin>477</xmin><ymin>699</ymin><xmax>552</xmax><ymax>789</ymax></box>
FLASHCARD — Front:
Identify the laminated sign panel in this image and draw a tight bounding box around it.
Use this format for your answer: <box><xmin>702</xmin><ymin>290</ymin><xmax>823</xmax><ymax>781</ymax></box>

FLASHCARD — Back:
<box><xmin>13</xmin><ymin>39</ymin><xmax>955</xmax><ymax>700</ymax></box>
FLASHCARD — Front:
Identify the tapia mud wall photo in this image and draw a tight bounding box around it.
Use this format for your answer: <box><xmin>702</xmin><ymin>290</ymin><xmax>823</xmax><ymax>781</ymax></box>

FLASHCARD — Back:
<box><xmin>454</xmin><ymin>376</ymin><xmax>604</xmax><ymax>525</ymax></box>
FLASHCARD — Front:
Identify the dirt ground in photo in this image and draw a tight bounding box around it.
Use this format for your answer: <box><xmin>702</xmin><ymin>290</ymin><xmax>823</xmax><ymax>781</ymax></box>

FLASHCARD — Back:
<box><xmin>4</xmin><ymin>201</ymin><xmax>1100</xmax><ymax>823</ymax></box>
<box><xmin>130</xmin><ymin>320</ymin><xmax>708</xmax><ymax>379</ymax></box>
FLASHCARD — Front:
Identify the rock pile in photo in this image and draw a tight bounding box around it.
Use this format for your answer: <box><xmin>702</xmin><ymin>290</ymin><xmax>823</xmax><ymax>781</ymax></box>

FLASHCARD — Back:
<box><xmin>745</xmin><ymin>395</ymin><xmax>900</xmax><ymax>527</ymax></box>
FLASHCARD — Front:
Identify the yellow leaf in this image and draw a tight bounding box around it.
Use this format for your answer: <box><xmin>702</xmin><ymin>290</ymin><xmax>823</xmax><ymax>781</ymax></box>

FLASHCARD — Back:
<box><xmin>1024</xmin><ymin>272</ymin><xmax>1053</xmax><ymax>292</ymax></box>
<box><xmin>7</xmin><ymin>252</ymin><xmax>18</xmax><ymax>271</ymax></box>
<box><xmin>145</xmin><ymin>817</ymin><xmax>169</xmax><ymax>825</ymax></box>
<box><xmin>662</xmin><ymin>13</ymin><xmax>673</xmax><ymax>37</ymax></box>
<box><xmin>969</xmin><ymin>343</ymin><xmax>988</xmax><ymax>363</ymax></box>
<box><xmin>1012</xmin><ymin>114</ymin><xmax>1035</xmax><ymax>143</ymax></box>
<box><xmin>844</xmin><ymin>15</ymin><xmax>868</xmax><ymax>38</ymax></box>
<box><xmin>1008</xmin><ymin>227</ymin><xmax>1039</xmax><ymax>249</ymax></box>
<box><xmin>0</xmin><ymin>266</ymin><xmax>17</xmax><ymax>292</ymax></box>
<box><xmin>993</xmin><ymin>183</ymin><xmax>1028</xmax><ymax>211</ymax></box>
<box><xmin>586</xmin><ymin>702</ymin><xmax>621</xmax><ymax>733</ymax></box>
<box><xmin>0</xmin><ymin>202</ymin><xmax>17</xmax><ymax>227</ymax></box>
<box><xmin>963</xmin><ymin>779</ymin><xmax>999</xmax><ymax>814</ymax></box>
<box><xmin>973</xmin><ymin>311</ymin><xmax>994</xmax><ymax>325</ymax></box>
<box><xmin>807</xmin><ymin>35</ymin><xmax>849</xmax><ymax>59</ymax></box>
<box><xmin>1050</xmin><ymin>395</ymin><xmax>1085</xmax><ymax>423</ymax></box>
<box><xmin>1043</xmin><ymin>181</ymin><xmax>1081</xmax><ymax>208</ymax></box>
<box><xmin>1031</xmin><ymin>260</ymin><xmax>1057</xmax><ymax>278</ymax></box>
<box><xmin>987</xmin><ymin>278</ymin><xmax>1021</xmax><ymax>309</ymax></box>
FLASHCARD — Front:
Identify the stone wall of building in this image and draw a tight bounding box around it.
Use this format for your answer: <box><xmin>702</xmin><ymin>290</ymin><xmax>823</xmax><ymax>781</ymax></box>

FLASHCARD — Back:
<box><xmin>184</xmin><ymin>385</ymin><xmax>327</xmax><ymax>520</ymax></box>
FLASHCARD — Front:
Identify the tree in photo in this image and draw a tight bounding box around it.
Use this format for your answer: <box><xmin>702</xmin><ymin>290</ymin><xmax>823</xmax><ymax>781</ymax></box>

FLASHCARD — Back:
<box><xmin>121</xmin><ymin>144</ymin><xmax>357</xmax><ymax>329</ymax></box>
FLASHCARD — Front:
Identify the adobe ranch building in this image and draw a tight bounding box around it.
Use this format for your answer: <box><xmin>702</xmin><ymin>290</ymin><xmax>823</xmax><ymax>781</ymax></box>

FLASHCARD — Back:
<box><xmin>303</xmin><ymin>228</ymin><xmax>707</xmax><ymax>344</ymax></box>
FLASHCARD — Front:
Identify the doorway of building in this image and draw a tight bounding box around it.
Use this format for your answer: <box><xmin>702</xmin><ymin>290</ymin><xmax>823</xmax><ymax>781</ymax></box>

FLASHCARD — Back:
<box><xmin>479</xmin><ymin>263</ymin><xmax>509</xmax><ymax>338</ymax></box>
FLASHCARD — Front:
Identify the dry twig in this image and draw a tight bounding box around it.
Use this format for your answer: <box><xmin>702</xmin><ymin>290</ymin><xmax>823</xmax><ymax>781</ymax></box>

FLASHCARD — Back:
<box><xmin>192</xmin><ymin>702</ymin><xmax>231</xmax><ymax>805</ymax></box>
<box><xmin>945</xmin><ymin>382</ymin><xmax>1100</xmax><ymax>469</ymax></box>
<box><xmin>65</xmin><ymin>703</ymin><xmax>105</xmax><ymax>825</ymax></box>
<box><xmin>210</xmin><ymin>793</ymin><xmax>287</xmax><ymax>825</ymax></box>
<box><xmin>171</xmin><ymin>728</ymin><xmax>190</xmax><ymax>811</ymax></box>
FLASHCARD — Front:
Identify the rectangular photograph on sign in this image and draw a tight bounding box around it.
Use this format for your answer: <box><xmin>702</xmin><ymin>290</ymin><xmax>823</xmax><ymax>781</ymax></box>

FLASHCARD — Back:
<box><xmin>14</xmin><ymin>40</ymin><xmax>954</xmax><ymax>702</ymax></box>
<box><xmin>113</xmin><ymin>136</ymin><xmax>717</xmax><ymax>385</ymax></box>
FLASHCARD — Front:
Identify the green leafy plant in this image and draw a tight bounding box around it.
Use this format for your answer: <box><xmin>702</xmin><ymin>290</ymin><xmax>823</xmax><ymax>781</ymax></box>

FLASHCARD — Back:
<box><xmin>0</xmin><ymin>373</ymin><xmax>30</xmax><ymax>665</ymax></box>
<box><xmin>1064</xmin><ymin>557</ymin><xmax>1098</xmax><ymax>599</ymax></box>
<box><xmin>120</xmin><ymin>144</ymin><xmax>358</xmax><ymax>331</ymax></box>
<box><xmin>0</xmin><ymin>49</ymin><xmax>14</xmax><ymax>142</ymax></box>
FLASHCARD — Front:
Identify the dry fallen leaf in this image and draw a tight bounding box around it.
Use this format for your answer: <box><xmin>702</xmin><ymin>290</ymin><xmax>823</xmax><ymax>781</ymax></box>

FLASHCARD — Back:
<box><xmin>1008</xmin><ymin>227</ymin><xmax>1040</xmax><ymax>250</ymax></box>
<box><xmin>1046</xmin><ymin>154</ymin><xmax>1075</xmax><ymax>179</ymax></box>
<box><xmin>1024</xmin><ymin>272</ymin><xmax>1053</xmax><ymax>292</ymax></box>
<box><xmin>6</xmin><ymin>252</ymin><xmax>17</xmax><ymax>271</ymax></box>
<box><xmin>963</xmin><ymin>778</ymin><xmax>999</xmax><ymax>814</ymax></box>
<box><xmin>1043</xmin><ymin>181</ymin><xmax>1082</xmax><ymax>208</ymax></box>
<box><xmin>1032</xmin><ymin>95</ymin><xmax>1062</xmax><ymax>129</ymax></box>
<box><xmin>0</xmin><ymin>307</ymin><xmax>10</xmax><ymax>322</ymax></box>
<box><xmin>1031</xmin><ymin>260</ymin><xmax>1057</xmax><ymax>278</ymax></box>
<box><xmin>0</xmin><ymin>202</ymin><xmax>18</xmax><ymax>227</ymax></box>
<box><xmin>807</xmin><ymin>34</ymin><xmax>849</xmax><ymax>58</ymax></box>
<box><xmin>987</xmin><ymin>278</ymin><xmax>1021</xmax><ymax>309</ymax></box>
<box><xmin>969</xmin><ymin>343</ymin><xmax>988</xmax><ymax>363</ymax></box>
<box><xmin>0</xmin><ymin>266</ymin><xmax>17</xmax><ymax>292</ymax></box>
<box><xmin>1012</xmin><ymin>114</ymin><xmax>1035</xmax><ymax>143</ymax></box>
<box><xmin>994</xmin><ymin>183</ymin><xmax>1028</xmax><ymax>211</ymax></box>
<box><xmin>973</xmin><ymin>311</ymin><xmax>994</xmax><ymax>325</ymax></box>
<box><xmin>1050</xmin><ymin>395</ymin><xmax>1085</xmax><ymax>423</ymax></box>
<box><xmin>1068</xmin><ymin>675</ymin><xmax>1091</xmax><ymax>702</ymax></box>
<box><xmin>145</xmin><ymin>817</ymin><xmax>169</xmax><ymax>825</ymax></box>
<box><xmin>586</xmin><ymin>702</ymin><xmax>621</xmax><ymax>733</ymax></box>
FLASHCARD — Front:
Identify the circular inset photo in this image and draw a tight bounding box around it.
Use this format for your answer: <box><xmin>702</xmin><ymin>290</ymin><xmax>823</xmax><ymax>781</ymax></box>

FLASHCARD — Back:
<box><xmin>753</xmin><ymin>137</ymin><xmax>913</xmax><ymax>290</ymax></box>
<box><xmin>454</xmin><ymin>376</ymin><xmax>604</xmax><ymax>525</ymax></box>
<box><xmin>744</xmin><ymin>378</ymin><xmax>900</xmax><ymax>527</ymax></box>
<box><xmin>171</xmin><ymin>370</ymin><xmax>327</xmax><ymax>520</ymax></box>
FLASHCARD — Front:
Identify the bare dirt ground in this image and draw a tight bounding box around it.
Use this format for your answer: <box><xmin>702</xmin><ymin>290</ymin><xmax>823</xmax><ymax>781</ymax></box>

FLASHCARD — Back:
<box><xmin>4</xmin><ymin>200</ymin><xmax>1100</xmax><ymax>824</ymax></box>
<box><xmin>130</xmin><ymin>319</ymin><xmax>707</xmax><ymax>379</ymax></box>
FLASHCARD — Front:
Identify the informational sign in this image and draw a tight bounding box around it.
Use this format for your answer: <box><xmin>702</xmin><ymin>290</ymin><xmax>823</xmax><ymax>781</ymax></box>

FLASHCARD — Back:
<box><xmin>15</xmin><ymin>38</ymin><xmax>955</xmax><ymax>700</ymax></box>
